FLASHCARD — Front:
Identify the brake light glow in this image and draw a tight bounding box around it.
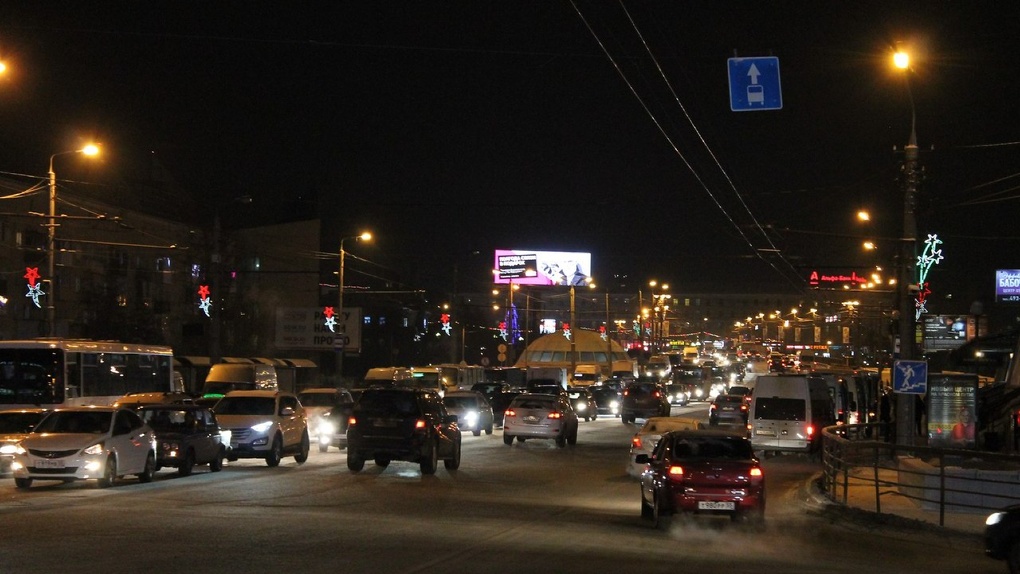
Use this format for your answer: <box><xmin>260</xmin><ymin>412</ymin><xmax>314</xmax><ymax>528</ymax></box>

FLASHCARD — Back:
<box><xmin>348</xmin><ymin>416</ymin><xmax>357</xmax><ymax>427</ymax></box>
<box><xmin>750</xmin><ymin>467</ymin><xmax>763</xmax><ymax>477</ymax></box>
<box><xmin>415</xmin><ymin>419</ymin><xmax>427</xmax><ymax>430</ymax></box>
<box><xmin>668</xmin><ymin>465</ymin><xmax>684</xmax><ymax>477</ymax></box>
<box><xmin>740</xmin><ymin>404</ymin><xmax>748</xmax><ymax>412</ymax></box>
<box><xmin>548</xmin><ymin>411</ymin><xmax>563</xmax><ymax>419</ymax></box>
<box><xmin>806</xmin><ymin>425</ymin><xmax>814</xmax><ymax>437</ymax></box>
<box><xmin>653</xmin><ymin>391</ymin><xmax>662</xmax><ymax>398</ymax></box>
<box><xmin>632</xmin><ymin>436</ymin><xmax>643</xmax><ymax>449</ymax></box>
<box><xmin>504</xmin><ymin>408</ymin><xmax>516</xmax><ymax>418</ymax></box>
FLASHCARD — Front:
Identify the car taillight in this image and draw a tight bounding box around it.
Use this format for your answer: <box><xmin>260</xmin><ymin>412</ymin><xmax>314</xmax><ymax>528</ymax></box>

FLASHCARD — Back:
<box><xmin>623</xmin><ymin>389</ymin><xmax>630</xmax><ymax>396</ymax></box>
<box><xmin>504</xmin><ymin>408</ymin><xmax>516</xmax><ymax>418</ymax></box>
<box><xmin>709</xmin><ymin>404</ymin><xmax>717</xmax><ymax>413</ymax></box>
<box><xmin>415</xmin><ymin>419</ymin><xmax>427</xmax><ymax>430</ymax></box>
<box><xmin>348</xmin><ymin>416</ymin><xmax>357</xmax><ymax>427</ymax></box>
<box><xmin>750</xmin><ymin>466</ymin><xmax>764</xmax><ymax>483</ymax></box>
<box><xmin>653</xmin><ymin>391</ymin><xmax>662</xmax><ymax>398</ymax></box>
<box><xmin>668</xmin><ymin>465</ymin><xmax>684</xmax><ymax>480</ymax></box>
<box><xmin>806</xmin><ymin>425</ymin><xmax>814</xmax><ymax>436</ymax></box>
<box><xmin>632</xmin><ymin>436</ymin><xmax>642</xmax><ymax>449</ymax></box>
<box><xmin>548</xmin><ymin>411</ymin><xmax>563</xmax><ymax>419</ymax></box>
<box><xmin>740</xmin><ymin>404</ymin><xmax>748</xmax><ymax>412</ymax></box>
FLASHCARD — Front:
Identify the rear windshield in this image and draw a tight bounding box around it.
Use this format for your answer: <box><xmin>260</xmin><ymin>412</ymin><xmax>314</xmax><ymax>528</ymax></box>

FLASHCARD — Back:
<box><xmin>511</xmin><ymin>397</ymin><xmax>554</xmax><ymax>410</ymax></box>
<box><xmin>671</xmin><ymin>437</ymin><xmax>753</xmax><ymax>460</ymax></box>
<box><xmin>754</xmin><ymin>397</ymin><xmax>805</xmax><ymax>421</ymax></box>
<box><xmin>715</xmin><ymin>395</ymin><xmax>745</xmax><ymax>405</ymax></box>
<box><xmin>443</xmin><ymin>396</ymin><xmax>477</xmax><ymax>409</ymax></box>
<box><xmin>298</xmin><ymin>392</ymin><xmax>339</xmax><ymax>407</ymax></box>
<box><xmin>627</xmin><ymin>384</ymin><xmax>658</xmax><ymax>395</ymax></box>
<box><xmin>357</xmin><ymin>392</ymin><xmax>419</xmax><ymax>417</ymax></box>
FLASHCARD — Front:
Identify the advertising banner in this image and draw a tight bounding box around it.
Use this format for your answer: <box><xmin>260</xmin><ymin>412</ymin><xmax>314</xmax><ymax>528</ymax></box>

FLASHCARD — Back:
<box><xmin>494</xmin><ymin>249</ymin><xmax>592</xmax><ymax>286</ymax></box>
<box><xmin>996</xmin><ymin>269</ymin><xmax>1020</xmax><ymax>303</ymax></box>
<box><xmin>926</xmin><ymin>374</ymin><xmax>978</xmax><ymax>449</ymax></box>
<box><xmin>921</xmin><ymin>315</ymin><xmax>968</xmax><ymax>352</ymax></box>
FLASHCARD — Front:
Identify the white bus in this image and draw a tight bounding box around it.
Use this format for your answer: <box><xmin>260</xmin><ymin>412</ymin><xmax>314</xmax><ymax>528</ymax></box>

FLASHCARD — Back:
<box><xmin>0</xmin><ymin>339</ymin><xmax>179</xmax><ymax>409</ymax></box>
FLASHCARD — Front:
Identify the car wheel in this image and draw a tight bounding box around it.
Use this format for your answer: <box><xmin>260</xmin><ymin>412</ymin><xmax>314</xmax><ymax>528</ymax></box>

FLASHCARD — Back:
<box><xmin>420</xmin><ymin>440</ymin><xmax>438</xmax><ymax>475</ymax></box>
<box><xmin>568</xmin><ymin>427</ymin><xmax>578</xmax><ymax>446</ymax></box>
<box><xmin>14</xmin><ymin>477</ymin><xmax>32</xmax><ymax>489</ymax></box>
<box><xmin>374</xmin><ymin>456</ymin><xmax>390</xmax><ymax>467</ymax></box>
<box><xmin>555</xmin><ymin>433</ymin><xmax>566</xmax><ymax>448</ymax></box>
<box><xmin>503</xmin><ymin>433</ymin><xmax>514</xmax><ymax>445</ymax></box>
<box><xmin>210</xmin><ymin>447</ymin><xmax>225</xmax><ymax>472</ymax></box>
<box><xmin>472</xmin><ymin>428</ymin><xmax>481</xmax><ymax>437</ymax></box>
<box><xmin>98</xmin><ymin>456</ymin><xmax>116</xmax><ymax>489</ymax></box>
<box><xmin>640</xmin><ymin>490</ymin><xmax>654</xmax><ymax>520</ymax></box>
<box><xmin>178</xmin><ymin>449</ymin><xmax>195</xmax><ymax>477</ymax></box>
<box><xmin>265</xmin><ymin>436</ymin><xmax>283</xmax><ymax>467</ymax></box>
<box><xmin>318</xmin><ymin>442</ymin><xmax>329</xmax><ymax>453</ymax></box>
<box><xmin>652</xmin><ymin>492</ymin><xmax>672</xmax><ymax>531</ymax></box>
<box><xmin>347</xmin><ymin>451</ymin><xmax>365</xmax><ymax>472</ymax></box>
<box><xmin>516</xmin><ymin>436</ymin><xmax>526</xmax><ymax>443</ymax></box>
<box><xmin>294</xmin><ymin>431</ymin><xmax>310</xmax><ymax>464</ymax></box>
<box><xmin>138</xmin><ymin>452</ymin><xmax>156</xmax><ymax>483</ymax></box>
<box><xmin>584</xmin><ymin>415</ymin><xmax>590</xmax><ymax>422</ymax></box>
<box><xmin>443</xmin><ymin>440</ymin><xmax>461</xmax><ymax>471</ymax></box>
<box><xmin>592</xmin><ymin>412</ymin><xmax>597</xmax><ymax>421</ymax></box>
<box><xmin>485</xmin><ymin>424</ymin><xmax>493</xmax><ymax>435</ymax></box>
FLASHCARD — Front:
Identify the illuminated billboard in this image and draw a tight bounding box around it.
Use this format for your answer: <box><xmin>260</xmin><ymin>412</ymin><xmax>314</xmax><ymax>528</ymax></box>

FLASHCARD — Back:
<box><xmin>494</xmin><ymin>249</ymin><xmax>592</xmax><ymax>286</ymax></box>
<box><xmin>996</xmin><ymin>269</ymin><xmax>1020</xmax><ymax>303</ymax></box>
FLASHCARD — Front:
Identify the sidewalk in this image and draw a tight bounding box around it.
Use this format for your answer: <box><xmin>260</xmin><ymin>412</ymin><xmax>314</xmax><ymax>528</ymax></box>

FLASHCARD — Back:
<box><xmin>806</xmin><ymin>467</ymin><xmax>989</xmax><ymax>537</ymax></box>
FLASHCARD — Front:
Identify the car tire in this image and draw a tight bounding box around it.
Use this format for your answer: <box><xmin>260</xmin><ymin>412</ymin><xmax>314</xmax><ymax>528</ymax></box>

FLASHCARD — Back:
<box><xmin>472</xmin><ymin>428</ymin><xmax>481</xmax><ymax>437</ymax></box>
<box><xmin>555</xmin><ymin>434</ymin><xmax>566</xmax><ymax>448</ymax></box>
<box><xmin>443</xmin><ymin>440</ymin><xmax>461</xmax><ymax>471</ymax></box>
<box><xmin>318</xmin><ymin>442</ymin><xmax>329</xmax><ymax>453</ymax></box>
<box><xmin>347</xmin><ymin>451</ymin><xmax>365</xmax><ymax>472</ymax></box>
<box><xmin>592</xmin><ymin>412</ymin><xmax>597</xmax><ymax>421</ymax></box>
<box><xmin>14</xmin><ymin>477</ymin><xmax>32</xmax><ymax>489</ymax></box>
<box><xmin>516</xmin><ymin>436</ymin><xmax>526</xmax><ymax>443</ymax></box>
<box><xmin>265</xmin><ymin>436</ymin><xmax>283</xmax><ymax>467</ymax></box>
<box><xmin>485</xmin><ymin>423</ymin><xmax>493</xmax><ymax>435</ymax></box>
<box><xmin>374</xmin><ymin>456</ymin><xmax>390</xmax><ymax>467</ymax></box>
<box><xmin>420</xmin><ymin>440</ymin><xmax>438</xmax><ymax>475</ymax></box>
<box><xmin>294</xmin><ymin>431</ymin><xmax>310</xmax><ymax>464</ymax></box>
<box><xmin>138</xmin><ymin>452</ymin><xmax>156</xmax><ymax>483</ymax></box>
<box><xmin>98</xmin><ymin>456</ymin><xmax>116</xmax><ymax>489</ymax></box>
<box><xmin>503</xmin><ymin>433</ymin><xmax>514</xmax><ymax>445</ymax></box>
<box><xmin>568</xmin><ymin>427</ymin><xmax>577</xmax><ymax>445</ymax></box>
<box><xmin>210</xmin><ymin>447</ymin><xmax>225</xmax><ymax>472</ymax></box>
<box><xmin>652</xmin><ymin>492</ymin><xmax>672</xmax><ymax>531</ymax></box>
<box><xmin>640</xmin><ymin>490</ymin><xmax>654</xmax><ymax>520</ymax></box>
<box><xmin>178</xmin><ymin>449</ymin><xmax>195</xmax><ymax>477</ymax></box>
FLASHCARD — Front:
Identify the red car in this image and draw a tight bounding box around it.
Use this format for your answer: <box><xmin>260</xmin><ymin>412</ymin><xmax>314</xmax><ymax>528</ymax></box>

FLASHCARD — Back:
<box><xmin>637</xmin><ymin>429</ymin><xmax>765</xmax><ymax>529</ymax></box>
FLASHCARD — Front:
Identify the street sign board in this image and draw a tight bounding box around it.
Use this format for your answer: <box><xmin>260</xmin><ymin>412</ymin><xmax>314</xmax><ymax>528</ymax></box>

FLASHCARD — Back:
<box><xmin>727</xmin><ymin>56</ymin><xmax>782</xmax><ymax>111</ymax></box>
<box><xmin>893</xmin><ymin>359</ymin><xmax>928</xmax><ymax>395</ymax></box>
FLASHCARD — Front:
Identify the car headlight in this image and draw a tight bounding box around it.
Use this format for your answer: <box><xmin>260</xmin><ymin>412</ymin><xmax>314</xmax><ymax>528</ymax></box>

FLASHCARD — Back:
<box><xmin>987</xmin><ymin>512</ymin><xmax>1006</xmax><ymax>526</ymax></box>
<box><xmin>464</xmin><ymin>411</ymin><xmax>479</xmax><ymax>424</ymax></box>
<box><xmin>319</xmin><ymin>421</ymin><xmax>336</xmax><ymax>437</ymax></box>
<box><xmin>251</xmin><ymin>421</ymin><xmax>274</xmax><ymax>433</ymax></box>
<box><xmin>83</xmin><ymin>443</ymin><xmax>105</xmax><ymax>456</ymax></box>
<box><xmin>0</xmin><ymin>444</ymin><xmax>17</xmax><ymax>455</ymax></box>
<box><xmin>610</xmin><ymin>400</ymin><xmax>619</xmax><ymax>408</ymax></box>
<box><xmin>575</xmin><ymin>403</ymin><xmax>586</xmax><ymax>412</ymax></box>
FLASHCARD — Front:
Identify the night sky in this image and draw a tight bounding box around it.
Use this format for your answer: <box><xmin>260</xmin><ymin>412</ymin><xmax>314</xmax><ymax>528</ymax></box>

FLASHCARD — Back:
<box><xmin>1</xmin><ymin>2</ymin><xmax>1018</xmax><ymax>313</ymax></box>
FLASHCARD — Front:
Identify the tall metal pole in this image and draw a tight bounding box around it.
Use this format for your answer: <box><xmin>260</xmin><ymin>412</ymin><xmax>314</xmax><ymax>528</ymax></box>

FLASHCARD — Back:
<box><xmin>46</xmin><ymin>157</ymin><xmax>57</xmax><ymax>337</ymax></box>
<box><xmin>605</xmin><ymin>291</ymin><xmax>612</xmax><ymax>378</ymax></box>
<box><xmin>337</xmin><ymin>240</ymin><xmax>347</xmax><ymax>383</ymax></box>
<box><xmin>569</xmin><ymin>285</ymin><xmax>576</xmax><ymax>382</ymax></box>
<box><xmin>895</xmin><ymin>70</ymin><xmax>920</xmax><ymax>446</ymax></box>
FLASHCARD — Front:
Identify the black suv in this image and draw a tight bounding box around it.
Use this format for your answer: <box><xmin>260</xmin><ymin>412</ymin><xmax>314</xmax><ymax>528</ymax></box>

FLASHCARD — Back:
<box><xmin>346</xmin><ymin>388</ymin><xmax>462</xmax><ymax>475</ymax></box>
<box><xmin>621</xmin><ymin>379</ymin><xmax>671</xmax><ymax>424</ymax></box>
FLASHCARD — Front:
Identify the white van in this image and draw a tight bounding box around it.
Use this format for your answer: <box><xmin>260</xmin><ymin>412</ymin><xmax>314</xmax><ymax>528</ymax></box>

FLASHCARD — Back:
<box><xmin>748</xmin><ymin>374</ymin><xmax>835</xmax><ymax>454</ymax></box>
<box><xmin>351</xmin><ymin>367</ymin><xmax>414</xmax><ymax>392</ymax></box>
<box><xmin>202</xmin><ymin>364</ymin><xmax>278</xmax><ymax>398</ymax></box>
<box><xmin>645</xmin><ymin>355</ymin><xmax>672</xmax><ymax>380</ymax></box>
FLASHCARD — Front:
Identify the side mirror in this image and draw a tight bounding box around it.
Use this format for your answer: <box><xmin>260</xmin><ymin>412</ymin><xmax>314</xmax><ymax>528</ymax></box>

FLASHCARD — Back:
<box><xmin>280</xmin><ymin>406</ymin><xmax>295</xmax><ymax>417</ymax></box>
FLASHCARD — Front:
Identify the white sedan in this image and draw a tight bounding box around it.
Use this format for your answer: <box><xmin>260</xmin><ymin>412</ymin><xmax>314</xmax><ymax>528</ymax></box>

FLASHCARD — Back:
<box><xmin>627</xmin><ymin>416</ymin><xmax>702</xmax><ymax>478</ymax></box>
<box><xmin>12</xmin><ymin>406</ymin><xmax>157</xmax><ymax>489</ymax></box>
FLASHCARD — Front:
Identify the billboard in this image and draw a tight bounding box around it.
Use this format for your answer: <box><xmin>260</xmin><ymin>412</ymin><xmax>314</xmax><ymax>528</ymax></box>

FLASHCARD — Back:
<box><xmin>926</xmin><ymin>374</ymin><xmax>978</xmax><ymax>449</ymax></box>
<box><xmin>996</xmin><ymin>269</ymin><xmax>1020</xmax><ymax>303</ymax></box>
<box><xmin>494</xmin><ymin>249</ymin><xmax>592</xmax><ymax>286</ymax></box>
<box><xmin>921</xmin><ymin>315</ymin><xmax>967</xmax><ymax>352</ymax></box>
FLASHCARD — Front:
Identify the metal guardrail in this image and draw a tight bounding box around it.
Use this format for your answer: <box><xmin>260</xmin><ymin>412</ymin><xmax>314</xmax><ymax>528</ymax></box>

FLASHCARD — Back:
<box><xmin>821</xmin><ymin>422</ymin><xmax>1020</xmax><ymax>526</ymax></box>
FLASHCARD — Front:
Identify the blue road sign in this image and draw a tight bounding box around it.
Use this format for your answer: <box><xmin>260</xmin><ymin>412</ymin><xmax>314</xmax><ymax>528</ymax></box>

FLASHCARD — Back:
<box><xmin>893</xmin><ymin>360</ymin><xmax>928</xmax><ymax>395</ymax></box>
<box><xmin>727</xmin><ymin>56</ymin><xmax>783</xmax><ymax>112</ymax></box>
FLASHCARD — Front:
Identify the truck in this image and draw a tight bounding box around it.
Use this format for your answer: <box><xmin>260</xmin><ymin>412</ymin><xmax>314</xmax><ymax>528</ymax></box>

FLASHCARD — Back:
<box><xmin>525</xmin><ymin>366</ymin><xmax>569</xmax><ymax>390</ymax></box>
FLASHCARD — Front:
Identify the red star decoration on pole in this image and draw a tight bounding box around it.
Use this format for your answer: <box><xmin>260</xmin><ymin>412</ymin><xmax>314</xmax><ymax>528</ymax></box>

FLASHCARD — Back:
<box><xmin>324</xmin><ymin>306</ymin><xmax>335</xmax><ymax>318</ymax></box>
<box><xmin>24</xmin><ymin>267</ymin><xmax>40</xmax><ymax>287</ymax></box>
<box><xmin>198</xmin><ymin>285</ymin><xmax>210</xmax><ymax>299</ymax></box>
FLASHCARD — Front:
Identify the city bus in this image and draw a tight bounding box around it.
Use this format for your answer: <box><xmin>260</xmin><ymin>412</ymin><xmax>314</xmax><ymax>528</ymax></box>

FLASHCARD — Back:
<box><xmin>0</xmin><ymin>339</ymin><xmax>179</xmax><ymax>409</ymax></box>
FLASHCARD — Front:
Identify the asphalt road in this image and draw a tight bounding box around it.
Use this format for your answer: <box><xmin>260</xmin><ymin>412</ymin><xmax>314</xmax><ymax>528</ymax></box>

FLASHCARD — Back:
<box><xmin>0</xmin><ymin>404</ymin><xmax>998</xmax><ymax>574</ymax></box>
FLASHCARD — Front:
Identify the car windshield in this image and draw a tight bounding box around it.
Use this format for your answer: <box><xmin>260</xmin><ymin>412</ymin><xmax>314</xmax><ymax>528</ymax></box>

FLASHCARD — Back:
<box><xmin>35</xmin><ymin>411</ymin><xmax>112</xmax><ymax>434</ymax></box>
<box><xmin>512</xmin><ymin>397</ymin><xmax>554</xmax><ymax>410</ymax></box>
<box><xmin>0</xmin><ymin>411</ymin><xmax>46</xmax><ymax>433</ymax></box>
<box><xmin>357</xmin><ymin>392</ymin><xmax>418</xmax><ymax>417</ymax></box>
<box><xmin>628</xmin><ymin>384</ymin><xmax>657</xmax><ymax>396</ymax></box>
<box><xmin>715</xmin><ymin>395</ymin><xmax>744</xmax><ymax>405</ymax></box>
<box><xmin>141</xmin><ymin>409</ymin><xmax>197</xmax><ymax>432</ymax></box>
<box><xmin>672</xmin><ymin>437</ymin><xmax>753</xmax><ymax>460</ymax></box>
<box><xmin>444</xmin><ymin>396</ymin><xmax>477</xmax><ymax>409</ymax></box>
<box><xmin>591</xmin><ymin>389</ymin><xmax>617</xmax><ymax>399</ymax></box>
<box><xmin>215</xmin><ymin>397</ymin><xmax>275</xmax><ymax>416</ymax></box>
<box><xmin>754</xmin><ymin>398</ymin><xmax>805</xmax><ymax>421</ymax></box>
<box><xmin>298</xmin><ymin>392</ymin><xmax>339</xmax><ymax>407</ymax></box>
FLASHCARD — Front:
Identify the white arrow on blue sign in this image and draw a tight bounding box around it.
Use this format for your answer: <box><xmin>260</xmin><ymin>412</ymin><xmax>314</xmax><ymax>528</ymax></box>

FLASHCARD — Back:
<box><xmin>893</xmin><ymin>360</ymin><xmax>928</xmax><ymax>395</ymax></box>
<box><xmin>727</xmin><ymin>56</ymin><xmax>783</xmax><ymax>112</ymax></box>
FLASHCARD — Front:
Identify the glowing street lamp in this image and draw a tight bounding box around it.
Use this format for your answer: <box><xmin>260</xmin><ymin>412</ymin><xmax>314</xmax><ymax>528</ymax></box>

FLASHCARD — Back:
<box><xmin>337</xmin><ymin>231</ymin><xmax>372</xmax><ymax>380</ymax></box>
<box><xmin>46</xmin><ymin>144</ymin><xmax>100</xmax><ymax>336</ymax></box>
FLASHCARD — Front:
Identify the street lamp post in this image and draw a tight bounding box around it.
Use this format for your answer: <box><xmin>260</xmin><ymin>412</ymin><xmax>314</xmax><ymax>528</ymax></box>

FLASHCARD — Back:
<box><xmin>894</xmin><ymin>48</ymin><xmax>920</xmax><ymax>445</ymax></box>
<box><xmin>337</xmin><ymin>231</ymin><xmax>372</xmax><ymax>383</ymax></box>
<box><xmin>46</xmin><ymin>145</ymin><xmax>99</xmax><ymax>337</ymax></box>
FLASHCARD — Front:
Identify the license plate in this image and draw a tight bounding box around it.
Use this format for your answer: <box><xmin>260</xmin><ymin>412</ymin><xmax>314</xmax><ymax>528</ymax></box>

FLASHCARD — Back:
<box><xmin>722</xmin><ymin>407</ymin><xmax>734</xmax><ymax>411</ymax></box>
<box><xmin>523</xmin><ymin>416</ymin><xmax>539</xmax><ymax>423</ymax></box>
<box><xmin>36</xmin><ymin>459</ymin><xmax>65</xmax><ymax>469</ymax></box>
<box><xmin>373</xmin><ymin>419</ymin><xmax>397</xmax><ymax>428</ymax></box>
<box><xmin>755</xmin><ymin>429</ymin><xmax>775</xmax><ymax>436</ymax></box>
<box><xmin>698</xmin><ymin>501</ymin><xmax>735</xmax><ymax>511</ymax></box>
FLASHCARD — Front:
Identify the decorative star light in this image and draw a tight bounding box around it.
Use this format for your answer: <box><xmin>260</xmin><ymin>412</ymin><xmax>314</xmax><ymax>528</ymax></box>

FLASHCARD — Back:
<box><xmin>198</xmin><ymin>285</ymin><xmax>212</xmax><ymax>317</ymax></box>
<box><xmin>24</xmin><ymin>267</ymin><xmax>40</xmax><ymax>286</ymax></box>
<box><xmin>599</xmin><ymin>325</ymin><xmax>607</xmax><ymax>341</ymax></box>
<box><xmin>440</xmin><ymin>313</ymin><xmax>452</xmax><ymax>336</ymax></box>
<box><xmin>26</xmin><ymin>283</ymin><xmax>45</xmax><ymax>308</ymax></box>
<box><xmin>914</xmin><ymin>234</ymin><xmax>944</xmax><ymax>320</ymax></box>
<box><xmin>323</xmin><ymin>306</ymin><xmax>336</xmax><ymax>332</ymax></box>
<box><xmin>562</xmin><ymin>323</ymin><xmax>572</xmax><ymax>340</ymax></box>
<box><xmin>498</xmin><ymin>321</ymin><xmax>508</xmax><ymax>341</ymax></box>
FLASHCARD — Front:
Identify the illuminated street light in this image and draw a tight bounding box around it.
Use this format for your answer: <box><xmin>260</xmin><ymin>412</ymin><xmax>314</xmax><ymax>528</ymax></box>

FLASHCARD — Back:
<box><xmin>337</xmin><ymin>231</ymin><xmax>372</xmax><ymax>381</ymax></box>
<box><xmin>47</xmin><ymin>144</ymin><xmax>100</xmax><ymax>336</ymax></box>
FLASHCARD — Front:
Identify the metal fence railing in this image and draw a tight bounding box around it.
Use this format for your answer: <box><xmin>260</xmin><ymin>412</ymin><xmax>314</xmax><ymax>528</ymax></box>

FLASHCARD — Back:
<box><xmin>821</xmin><ymin>422</ymin><xmax>1020</xmax><ymax>526</ymax></box>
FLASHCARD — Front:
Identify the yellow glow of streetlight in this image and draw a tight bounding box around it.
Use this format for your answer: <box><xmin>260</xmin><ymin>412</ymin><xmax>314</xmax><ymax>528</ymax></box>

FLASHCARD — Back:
<box><xmin>893</xmin><ymin>51</ymin><xmax>910</xmax><ymax>70</ymax></box>
<box><xmin>358</xmin><ymin>231</ymin><xmax>372</xmax><ymax>242</ymax></box>
<box><xmin>863</xmin><ymin>241</ymin><xmax>876</xmax><ymax>251</ymax></box>
<box><xmin>81</xmin><ymin>144</ymin><xmax>100</xmax><ymax>157</ymax></box>
<box><xmin>857</xmin><ymin>210</ymin><xmax>871</xmax><ymax>222</ymax></box>
<box><xmin>0</xmin><ymin>61</ymin><xmax>7</xmax><ymax>74</ymax></box>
